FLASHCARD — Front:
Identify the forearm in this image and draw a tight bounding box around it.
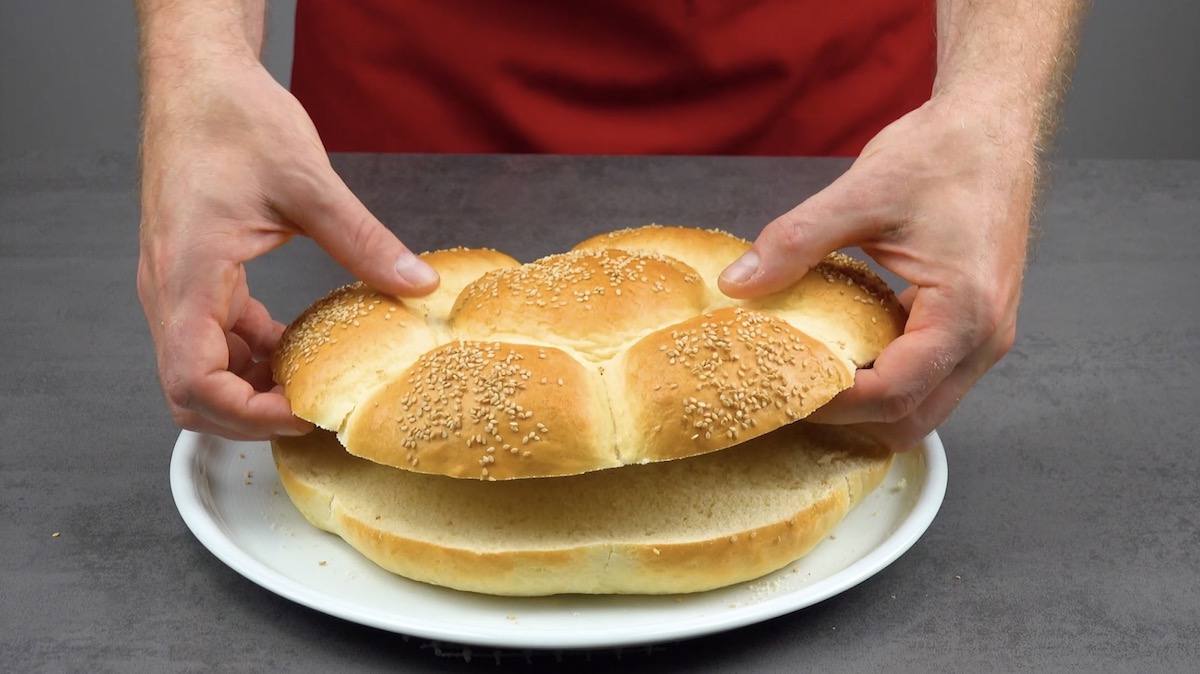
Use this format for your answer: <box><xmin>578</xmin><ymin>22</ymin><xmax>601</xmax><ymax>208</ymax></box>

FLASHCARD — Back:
<box><xmin>933</xmin><ymin>0</ymin><xmax>1088</xmax><ymax>157</ymax></box>
<box><xmin>136</xmin><ymin>0</ymin><xmax>267</xmax><ymax>112</ymax></box>
<box><xmin>136</xmin><ymin>0</ymin><xmax>275</xmax><ymax>196</ymax></box>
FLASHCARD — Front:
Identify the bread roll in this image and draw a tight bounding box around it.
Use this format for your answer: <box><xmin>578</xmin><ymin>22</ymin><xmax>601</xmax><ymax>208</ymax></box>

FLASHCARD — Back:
<box><xmin>273</xmin><ymin>225</ymin><xmax>905</xmax><ymax>479</ymax></box>
<box><xmin>272</xmin><ymin>423</ymin><xmax>894</xmax><ymax>596</ymax></box>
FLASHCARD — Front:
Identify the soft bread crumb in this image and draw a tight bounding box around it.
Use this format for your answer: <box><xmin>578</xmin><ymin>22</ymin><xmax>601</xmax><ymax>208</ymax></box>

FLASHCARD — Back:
<box><xmin>271</xmin><ymin>422</ymin><xmax>893</xmax><ymax>595</ymax></box>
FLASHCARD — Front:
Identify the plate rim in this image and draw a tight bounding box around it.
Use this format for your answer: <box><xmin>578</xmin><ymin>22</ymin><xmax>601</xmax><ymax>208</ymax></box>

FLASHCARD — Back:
<box><xmin>170</xmin><ymin>430</ymin><xmax>947</xmax><ymax>650</ymax></box>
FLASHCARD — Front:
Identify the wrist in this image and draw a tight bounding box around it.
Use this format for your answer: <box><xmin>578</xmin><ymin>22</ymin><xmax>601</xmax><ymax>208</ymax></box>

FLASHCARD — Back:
<box><xmin>136</xmin><ymin>0</ymin><xmax>265</xmax><ymax>58</ymax></box>
<box><xmin>136</xmin><ymin>0</ymin><xmax>266</xmax><ymax>120</ymax></box>
<box><xmin>924</xmin><ymin>85</ymin><xmax>1041</xmax><ymax>165</ymax></box>
<box><xmin>932</xmin><ymin>1</ymin><xmax>1087</xmax><ymax>159</ymax></box>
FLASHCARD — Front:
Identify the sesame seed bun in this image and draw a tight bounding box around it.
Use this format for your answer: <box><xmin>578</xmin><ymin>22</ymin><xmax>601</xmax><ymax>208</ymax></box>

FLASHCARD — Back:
<box><xmin>273</xmin><ymin>225</ymin><xmax>905</xmax><ymax>479</ymax></box>
<box><xmin>272</xmin><ymin>285</ymin><xmax>438</xmax><ymax>433</ymax></box>
<box><xmin>572</xmin><ymin>223</ymin><xmax>754</xmax><ymax>284</ymax></box>
<box><xmin>341</xmin><ymin>341</ymin><xmax>618</xmax><ymax>480</ymax></box>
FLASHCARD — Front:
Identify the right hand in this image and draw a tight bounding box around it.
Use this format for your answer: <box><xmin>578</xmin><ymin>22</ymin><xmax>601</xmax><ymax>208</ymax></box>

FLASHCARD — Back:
<box><xmin>137</xmin><ymin>59</ymin><xmax>439</xmax><ymax>440</ymax></box>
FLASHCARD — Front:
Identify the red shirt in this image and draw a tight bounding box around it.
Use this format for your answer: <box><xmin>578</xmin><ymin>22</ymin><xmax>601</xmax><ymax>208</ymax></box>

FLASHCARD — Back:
<box><xmin>291</xmin><ymin>1</ymin><xmax>935</xmax><ymax>156</ymax></box>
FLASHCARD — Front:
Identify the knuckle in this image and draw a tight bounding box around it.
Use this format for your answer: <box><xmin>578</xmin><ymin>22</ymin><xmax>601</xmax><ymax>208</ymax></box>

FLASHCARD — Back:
<box><xmin>136</xmin><ymin>258</ymin><xmax>152</xmax><ymax>307</ymax></box>
<box><xmin>282</xmin><ymin>157</ymin><xmax>326</xmax><ymax>195</ymax></box>
<box><xmin>879</xmin><ymin>388</ymin><xmax>921</xmax><ymax>424</ymax></box>
<box><xmin>979</xmin><ymin>297</ymin><xmax>1008</xmax><ymax>339</ymax></box>
<box><xmin>170</xmin><ymin>410</ymin><xmax>193</xmax><ymax>430</ymax></box>
<box><xmin>768</xmin><ymin>210</ymin><xmax>812</xmax><ymax>254</ymax></box>
<box><xmin>168</xmin><ymin>407</ymin><xmax>203</xmax><ymax>432</ymax></box>
<box><xmin>161</xmin><ymin>372</ymin><xmax>198</xmax><ymax>415</ymax></box>
<box><xmin>346</xmin><ymin>212</ymin><xmax>387</xmax><ymax>253</ymax></box>
<box><xmin>970</xmin><ymin>289</ymin><xmax>1018</xmax><ymax>361</ymax></box>
<box><xmin>277</xmin><ymin>159</ymin><xmax>337</xmax><ymax>219</ymax></box>
<box><xmin>994</xmin><ymin>322</ymin><xmax>1018</xmax><ymax>359</ymax></box>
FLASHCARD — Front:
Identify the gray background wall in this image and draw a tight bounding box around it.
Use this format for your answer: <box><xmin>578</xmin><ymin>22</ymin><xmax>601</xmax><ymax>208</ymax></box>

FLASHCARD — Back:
<box><xmin>1</xmin><ymin>0</ymin><xmax>1197</xmax><ymax>158</ymax></box>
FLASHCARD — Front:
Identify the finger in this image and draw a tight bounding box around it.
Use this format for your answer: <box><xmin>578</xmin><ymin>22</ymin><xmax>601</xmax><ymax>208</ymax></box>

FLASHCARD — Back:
<box><xmin>161</xmin><ymin>290</ymin><xmax>312</xmax><ymax>439</ymax></box>
<box><xmin>719</xmin><ymin>170</ymin><xmax>889</xmax><ymax>298</ymax></box>
<box><xmin>273</xmin><ymin>163</ymin><xmax>439</xmax><ymax>298</ymax></box>
<box><xmin>830</xmin><ymin>344</ymin><xmax>998</xmax><ymax>452</ymax></box>
<box><xmin>170</xmin><ymin>408</ymin><xmax>283</xmax><ymax>442</ymax></box>
<box><xmin>808</xmin><ymin>281</ymin><xmax>975</xmax><ymax>425</ymax></box>
<box><xmin>188</xmin><ymin>370</ymin><xmax>313</xmax><ymax>439</ymax></box>
<box><xmin>237</xmin><ymin>356</ymin><xmax>281</xmax><ymax>394</ymax></box>
<box><xmin>224</xmin><ymin>330</ymin><xmax>278</xmax><ymax>393</ymax></box>
<box><xmin>230</xmin><ymin>296</ymin><xmax>285</xmax><ymax>361</ymax></box>
<box><xmin>897</xmin><ymin>285</ymin><xmax>917</xmax><ymax>313</ymax></box>
<box><xmin>807</xmin><ymin>314</ymin><xmax>970</xmax><ymax>427</ymax></box>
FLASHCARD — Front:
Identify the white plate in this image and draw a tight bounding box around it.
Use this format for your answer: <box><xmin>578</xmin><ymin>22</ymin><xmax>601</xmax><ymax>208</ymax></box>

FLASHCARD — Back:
<box><xmin>171</xmin><ymin>431</ymin><xmax>946</xmax><ymax>650</ymax></box>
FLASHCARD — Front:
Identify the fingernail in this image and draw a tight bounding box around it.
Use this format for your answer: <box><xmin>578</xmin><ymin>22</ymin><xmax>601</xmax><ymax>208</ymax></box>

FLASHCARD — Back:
<box><xmin>395</xmin><ymin>251</ymin><xmax>439</xmax><ymax>289</ymax></box>
<box><xmin>720</xmin><ymin>250</ymin><xmax>760</xmax><ymax>285</ymax></box>
<box><xmin>276</xmin><ymin>426</ymin><xmax>308</xmax><ymax>437</ymax></box>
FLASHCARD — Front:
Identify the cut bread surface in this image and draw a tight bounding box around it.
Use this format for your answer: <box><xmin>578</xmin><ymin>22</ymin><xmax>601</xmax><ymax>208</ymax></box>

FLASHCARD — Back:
<box><xmin>272</xmin><ymin>422</ymin><xmax>894</xmax><ymax>596</ymax></box>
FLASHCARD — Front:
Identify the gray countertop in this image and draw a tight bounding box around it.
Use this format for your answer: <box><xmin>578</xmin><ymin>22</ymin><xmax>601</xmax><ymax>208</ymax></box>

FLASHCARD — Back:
<box><xmin>2</xmin><ymin>153</ymin><xmax>1197</xmax><ymax>672</ymax></box>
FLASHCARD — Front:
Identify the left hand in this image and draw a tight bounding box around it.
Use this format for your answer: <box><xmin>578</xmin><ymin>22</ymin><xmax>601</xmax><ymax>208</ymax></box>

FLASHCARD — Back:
<box><xmin>719</xmin><ymin>92</ymin><xmax>1038</xmax><ymax>451</ymax></box>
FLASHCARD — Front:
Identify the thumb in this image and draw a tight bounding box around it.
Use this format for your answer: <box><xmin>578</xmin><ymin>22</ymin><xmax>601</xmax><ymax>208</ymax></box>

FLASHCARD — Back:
<box><xmin>278</xmin><ymin>165</ymin><xmax>439</xmax><ymax>298</ymax></box>
<box><xmin>719</xmin><ymin>172</ymin><xmax>880</xmax><ymax>299</ymax></box>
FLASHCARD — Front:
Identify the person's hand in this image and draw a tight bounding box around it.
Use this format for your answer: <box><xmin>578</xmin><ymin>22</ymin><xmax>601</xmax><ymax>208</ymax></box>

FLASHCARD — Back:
<box><xmin>137</xmin><ymin>59</ymin><xmax>439</xmax><ymax>439</ymax></box>
<box><xmin>719</xmin><ymin>93</ymin><xmax>1037</xmax><ymax>451</ymax></box>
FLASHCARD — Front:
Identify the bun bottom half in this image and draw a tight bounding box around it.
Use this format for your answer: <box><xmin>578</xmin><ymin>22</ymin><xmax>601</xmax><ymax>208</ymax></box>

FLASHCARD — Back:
<box><xmin>272</xmin><ymin>424</ymin><xmax>893</xmax><ymax>596</ymax></box>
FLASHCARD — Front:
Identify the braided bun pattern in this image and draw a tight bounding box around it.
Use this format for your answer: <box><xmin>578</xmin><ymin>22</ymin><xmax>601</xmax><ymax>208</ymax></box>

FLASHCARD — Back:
<box><xmin>273</xmin><ymin>226</ymin><xmax>905</xmax><ymax>480</ymax></box>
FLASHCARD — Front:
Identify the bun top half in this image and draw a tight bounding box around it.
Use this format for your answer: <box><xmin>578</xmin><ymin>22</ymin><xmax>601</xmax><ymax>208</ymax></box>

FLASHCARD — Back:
<box><xmin>273</xmin><ymin>225</ymin><xmax>905</xmax><ymax>480</ymax></box>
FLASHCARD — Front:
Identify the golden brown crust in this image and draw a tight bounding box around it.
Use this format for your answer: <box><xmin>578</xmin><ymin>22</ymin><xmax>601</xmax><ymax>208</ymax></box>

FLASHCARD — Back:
<box><xmin>272</xmin><ymin>424</ymin><xmax>894</xmax><ymax>596</ymax></box>
<box><xmin>275</xmin><ymin>226</ymin><xmax>906</xmax><ymax>477</ymax></box>
<box><xmin>272</xmin><ymin>284</ymin><xmax>437</xmax><ymax>431</ymax></box>
<box><xmin>340</xmin><ymin>341</ymin><xmax>616</xmax><ymax>479</ymax></box>
<box><xmin>743</xmin><ymin>254</ymin><xmax>906</xmax><ymax>367</ymax></box>
<box><xmin>572</xmin><ymin>224</ymin><xmax>751</xmax><ymax>284</ymax></box>
<box><xmin>407</xmin><ymin>248</ymin><xmax>521</xmax><ymax>321</ymax></box>
<box><xmin>450</xmin><ymin>248</ymin><xmax>708</xmax><ymax>360</ymax></box>
<box><xmin>574</xmin><ymin>225</ymin><xmax>904</xmax><ymax>366</ymax></box>
<box><xmin>611</xmin><ymin>307</ymin><xmax>853</xmax><ymax>465</ymax></box>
